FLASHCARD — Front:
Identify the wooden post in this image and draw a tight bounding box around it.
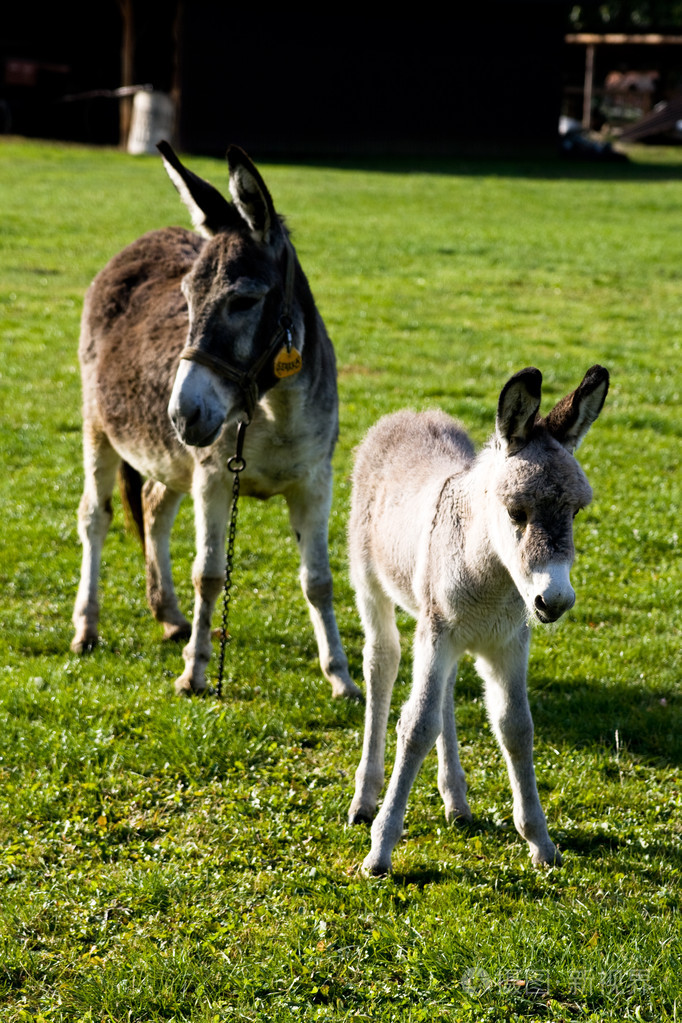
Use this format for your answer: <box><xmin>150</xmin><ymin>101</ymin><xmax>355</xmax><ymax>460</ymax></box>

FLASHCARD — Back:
<box><xmin>582</xmin><ymin>42</ymin><xmax>595</xmax><ymax>130</ymax></box>
<box><xmin>119</xmin><ymin>0</ymin><xmax>135</xmax><ymax>148</ymax></box>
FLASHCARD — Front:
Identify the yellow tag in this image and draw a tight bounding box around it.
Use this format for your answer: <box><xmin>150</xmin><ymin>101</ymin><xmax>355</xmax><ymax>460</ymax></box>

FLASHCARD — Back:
<box><xmin>273</xmin><ymin>346</ymin><xmax>302</xmax><ymax>379</ymax></box>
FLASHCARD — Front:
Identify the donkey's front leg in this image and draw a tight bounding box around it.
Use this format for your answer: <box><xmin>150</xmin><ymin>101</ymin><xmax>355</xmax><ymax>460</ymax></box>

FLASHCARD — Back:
<box><xmin>71</xmin><ymin>425</ymin><xmax>120</xmax><ymax>653</ymax></box>
<box><xmin>287</xmin><ymin>476</ymin><xmax>362</xmax><ymax>700</ymax></box>
<box><xmin>476</xmin><ymin>636</ymin><xmax>562</xmax><ymax>867</ymax></box>
<box><xmin>363</xmin><ymin>617</ymin><xmax>456</xmax><ymax>876</ymax></box>
<box><xmin>175</xmin><ymin>468</ymin><xmax>228</xmax><ymax>696</ymax></box>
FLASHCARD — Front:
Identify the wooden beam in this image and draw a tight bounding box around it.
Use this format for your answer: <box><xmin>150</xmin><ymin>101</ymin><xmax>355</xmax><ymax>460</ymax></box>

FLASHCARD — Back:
<box><xmin>566</xmin><ymin>33</ymin><xmax>682</xmax><ymax>45</ymax></box>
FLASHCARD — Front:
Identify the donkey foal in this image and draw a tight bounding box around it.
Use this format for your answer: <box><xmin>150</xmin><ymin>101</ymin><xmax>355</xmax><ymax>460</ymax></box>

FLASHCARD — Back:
<box><xmin>348</xmin><ymin>366</ymin><xmax>609</xmax><ymax>875</ymax></box>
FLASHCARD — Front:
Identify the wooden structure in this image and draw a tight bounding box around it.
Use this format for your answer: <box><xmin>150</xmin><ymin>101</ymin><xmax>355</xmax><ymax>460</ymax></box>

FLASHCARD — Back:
<box><xmin>566</xmin><ymin>33</ymin><xmax>682</xmax><ymax>130</ymax></box>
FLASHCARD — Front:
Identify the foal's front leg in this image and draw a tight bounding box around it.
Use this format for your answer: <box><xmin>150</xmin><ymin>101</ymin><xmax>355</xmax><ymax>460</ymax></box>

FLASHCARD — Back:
<box><xmin>286</xmin><ymin>473</ymin><xmax>362</xmax><ymax>700</ymax></box>
<box><xmin>174</xmin><ymin>467</ymin><xmax>228</xmax><ymax>696</ymax></box>
<box><xmin>476</xmin><ymin>633</ymin><xmax>561</xmax><ymax>866</ymax></box>
<box><xmin>363</xmin><ymin>616</ymin><xmax>457</xmax><ymax>875</ymax></box>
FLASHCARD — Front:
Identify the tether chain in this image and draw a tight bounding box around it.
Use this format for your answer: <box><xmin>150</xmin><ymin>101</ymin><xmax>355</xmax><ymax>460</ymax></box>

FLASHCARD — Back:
<box><xmin>214</xmin><ymin>419</ymin><xmax>248</xmax><ymax>698</ymax></box>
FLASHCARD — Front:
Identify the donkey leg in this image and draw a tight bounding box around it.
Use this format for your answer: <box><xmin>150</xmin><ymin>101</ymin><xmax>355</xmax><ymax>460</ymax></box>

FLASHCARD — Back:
<box><xmin>141</xmin><ymin>480</ymin><xmax>191</xmax><ymax>641</ymax></box>
<box><xmin>287</xmin><ymin>477</ymin><xmax>362</xmax><ymax>700</ymax></box>
<box><xmin>363</xmin><ymin>616</ymin><xmax>456</xmax><ymax>876</ymax></box>
<box><xmin>436</xmin><ymin>665</ymin><xmax>472</xmax><ymax>823</ymax></box>
<box><xmin>174</xmin><ymin>469</ymin><xmax>227</xmax><ymax>696</ymax></box>
<box><xmin>476</xmin><ymin>639</ymin><xmax>561</xmax><ymax>867</ymax></box>
<box><xmin>71</xmin><ymin>424</ymin><xmax>120</xmax><ymax>653</ymax></box>
<box><xmin>348</xmin><ymin>579</ymin><xmax>401</xmax><ymax>824</ymax></box>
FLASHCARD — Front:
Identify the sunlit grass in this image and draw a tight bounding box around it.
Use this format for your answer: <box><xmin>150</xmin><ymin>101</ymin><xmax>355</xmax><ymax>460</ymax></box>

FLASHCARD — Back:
<box><xmin>0</xmin><ymin>137</ymin><xmax>680</xmax><ymax>1022</ymax></box>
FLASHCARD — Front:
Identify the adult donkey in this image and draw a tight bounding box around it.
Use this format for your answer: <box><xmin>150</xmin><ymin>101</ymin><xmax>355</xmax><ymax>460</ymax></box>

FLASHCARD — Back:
<box><xmin>72</xmin><ymin>142</ymin><xmax>360</xmax><ymax>699</ymax></box>
<box><xmin>348</xmin><ymin>366</ymin><xmax>609</xmax><ymax>874</ymax></box>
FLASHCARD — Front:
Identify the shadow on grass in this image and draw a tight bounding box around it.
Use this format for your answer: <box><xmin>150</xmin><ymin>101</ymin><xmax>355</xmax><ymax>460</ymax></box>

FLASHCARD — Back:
<box><xmin>528</xmin><ymin>676</ymin><xmax>681</xmax><ymax>766</ymax></box>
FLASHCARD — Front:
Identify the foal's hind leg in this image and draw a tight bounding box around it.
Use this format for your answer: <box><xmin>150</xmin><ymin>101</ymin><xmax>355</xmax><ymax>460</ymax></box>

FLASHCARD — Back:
<box><xmin>71</xmin><ymin>424</ymin><xmax>120</xmax><ymax>652</ymax></box>
<box><xmin>287</xmin><ymin>474</ymin><xmax>362</xmax><ymax>700</ymax></box>
<box><xmin>348</xmin><ymin>578</ymin><xmax>401</xmax><ymax>824</ymax></box>
<box><xmin>141</xmin><ymin>480</ymin><xmax>191</xmax><ymax>641</ymax></box>
<box><xmin>363</xmin><ymin>616</ymin><xmax>457</xmax><ymax>876</ymax></box>
<box><xmin>436</xmin><ymin>666</ymin><xmax>472</xmax><ymax>823</ymax></box>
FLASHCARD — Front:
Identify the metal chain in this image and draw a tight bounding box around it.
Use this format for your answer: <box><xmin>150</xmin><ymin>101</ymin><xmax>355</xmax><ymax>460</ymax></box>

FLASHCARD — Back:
<box><xmin>214</xmin><ymin>421</ymin><xmax>248</xmax><ymax>698</ymax></box>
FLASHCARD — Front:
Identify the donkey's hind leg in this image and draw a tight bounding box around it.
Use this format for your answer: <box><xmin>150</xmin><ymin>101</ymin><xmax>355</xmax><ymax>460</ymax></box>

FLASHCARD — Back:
<box><xmin>71</xmin><ymin>424</ymin><xmax>120</xmax><ymax>653</ymax></box>
<box><xmin>141</xmin><ymin>480</ymin><xmax>191</xmax><ymax>641</ymax></box>
<box><xmin>348</xmin><ymin>578</ymin><xmax>401</xmax><ymax>825</ymax></box>
<box><xmin>436</xmin><ymin>666</ymin><xmax>472</xmax><ymax>823</ymax></box>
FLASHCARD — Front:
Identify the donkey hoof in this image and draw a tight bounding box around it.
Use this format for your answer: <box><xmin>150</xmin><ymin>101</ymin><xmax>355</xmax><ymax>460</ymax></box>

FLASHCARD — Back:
<box><xmin>71</xmin><ymin>632</ymin><xmax>98</xmax><ymax>654</ymax></box>
<box><xmin>162</xmin><ymin>621</ymin><xmax>192</xmax><ymax>642</ymax></box>
<box><xmin>174</xmin><ymin>674</ymin><xmax>209</xmax><ymax>698</ymax></box>
<box><xmin>330</xmin><ymin>677</ymin><xmax>364</xmax><ymax>702</ymax></box>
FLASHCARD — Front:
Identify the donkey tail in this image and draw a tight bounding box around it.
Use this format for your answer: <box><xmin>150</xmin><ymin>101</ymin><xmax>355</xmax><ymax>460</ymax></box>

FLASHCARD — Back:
<box><xmin>118</xmin><ymin>462</ymin><xmax>145</xmax><ymax>552</ymax></box>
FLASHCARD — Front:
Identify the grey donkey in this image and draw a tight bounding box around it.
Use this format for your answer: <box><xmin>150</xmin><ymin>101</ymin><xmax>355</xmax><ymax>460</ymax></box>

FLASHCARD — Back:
<box><xmin>348</xmin><ymin>365</ymin><xmax>609</xmax><ymax>874</ymax></box>
<box><xmin>72</xmin><ymin>142</ymin><xmax>360</xmax><ymax>699</ymax></box>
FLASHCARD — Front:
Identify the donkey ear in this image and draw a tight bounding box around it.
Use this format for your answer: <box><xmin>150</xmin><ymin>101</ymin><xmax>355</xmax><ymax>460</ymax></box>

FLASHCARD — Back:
<box><xmin>542</xmin><ymin>365</ymin><xmax>610</xmax><ymax>453</ymax></box>
<box><xmin>157</xmin><ymin>140</ymin><xmax>235</xmax><ymax>238</ymax></box>
<box><xmin>496</xmin><ymin>367</ymin><xmax>543</xmax><ymax>455</ymax></box>
<box><xmin>227</xmin><ymin>144</ymin><xmax>280</xmax><ymax>245</ymax></box>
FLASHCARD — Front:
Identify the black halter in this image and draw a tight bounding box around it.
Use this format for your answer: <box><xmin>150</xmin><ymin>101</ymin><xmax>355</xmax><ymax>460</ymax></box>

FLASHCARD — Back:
<box><xmin>178</xmin><ymin>237</ymin><xmax>297</xmax><ymax>423</ymax></box>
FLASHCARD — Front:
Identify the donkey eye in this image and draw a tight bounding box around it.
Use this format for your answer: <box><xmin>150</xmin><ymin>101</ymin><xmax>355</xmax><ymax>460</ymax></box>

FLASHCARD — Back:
<box><xmin>230</xmin><ymin>295</ymin><xmax>259</xmax><ymax>314</ymax></box>
<box><xmin>508</xmin><ymin>507</ymin><xmax>528</xmax><ymax>527</ymax></box>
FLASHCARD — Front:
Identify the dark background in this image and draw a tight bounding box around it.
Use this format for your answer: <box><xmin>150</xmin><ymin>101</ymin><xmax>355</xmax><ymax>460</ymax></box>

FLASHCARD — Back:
<box><xmin>2</xmin><ymin>2</ymin><xmax>682</xmax><ymax>157</ymax></box>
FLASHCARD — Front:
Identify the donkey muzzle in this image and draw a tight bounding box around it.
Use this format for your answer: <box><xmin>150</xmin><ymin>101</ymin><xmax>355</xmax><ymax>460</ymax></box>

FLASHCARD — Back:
<box><xmin>530</xmin><ymin>563</ymin><xmax>576</xmax><ymax>623</ymax></box>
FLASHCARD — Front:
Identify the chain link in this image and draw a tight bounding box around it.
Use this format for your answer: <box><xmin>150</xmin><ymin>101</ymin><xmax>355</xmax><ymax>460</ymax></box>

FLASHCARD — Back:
<box><xmin>215</xmin><ymin>422</ymin><xmax>248</xmax><ymax>698</ymax></box>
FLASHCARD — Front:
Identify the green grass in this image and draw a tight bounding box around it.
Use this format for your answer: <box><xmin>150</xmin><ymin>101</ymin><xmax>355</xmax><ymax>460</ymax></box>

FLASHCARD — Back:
<box><xmin>0</xmin><ymin>137</ymin><xmax>680</xmax><ymax>1022</ymax></box>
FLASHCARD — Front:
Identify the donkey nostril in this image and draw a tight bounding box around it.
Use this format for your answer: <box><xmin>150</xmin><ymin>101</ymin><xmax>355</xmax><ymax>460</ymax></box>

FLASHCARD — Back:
<box><xmin>535</xmin><ymin>595</ymin><xmax>548</xmax><ymax>613</ymax></box>
<box><xmin>185</xmin><ymin>406</ymin><xmax>202</xmax><ymax>429</ymax></box>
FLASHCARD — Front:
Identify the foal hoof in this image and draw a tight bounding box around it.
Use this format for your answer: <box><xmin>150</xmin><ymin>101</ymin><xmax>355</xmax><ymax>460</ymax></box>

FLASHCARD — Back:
<box><xmin>361</xmin><ymin>853</ymin><xmax>391</xmax><ymax>878</ymax></box>
<box><xmin>531</xmin><ymin>845</ymin><xmax>563</xmax><ymax>868</ymax></box>
<box><xmin>348</xmin><ymin>807</ymin><xmax>374</xmax><ymax>826</ymax></box>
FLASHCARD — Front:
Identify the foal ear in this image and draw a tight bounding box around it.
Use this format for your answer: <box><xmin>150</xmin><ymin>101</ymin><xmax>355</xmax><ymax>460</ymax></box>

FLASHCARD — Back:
<box><xmin>543</xmin><ymin>365</ymin><xmax>610</xmax><ymax>453</ymax></box>
<box><xmin>496</xmin><ymin>367</ymin><xmax>543</xmax><ymax>455</ymax></box>
<box><xmin>157</xmin><ymin>140</ymin><xmax>235</xmax><ymax>238</ymax></box>
<box><xmin>227</xmin><ymin>145</ymin><xmax>280</xmax><ymax>245</ymax></box>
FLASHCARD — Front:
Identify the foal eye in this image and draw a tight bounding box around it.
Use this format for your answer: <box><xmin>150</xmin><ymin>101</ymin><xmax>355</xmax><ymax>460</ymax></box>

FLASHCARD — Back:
<box><xmin>508</xmin><ymin>507</ymin><xmax>528</xmax><ymax>527</ymax></box>
<box><xmin>230</xmin><ymin>295</ymin><xmax>259</xmax><ymax>314</ymax></box>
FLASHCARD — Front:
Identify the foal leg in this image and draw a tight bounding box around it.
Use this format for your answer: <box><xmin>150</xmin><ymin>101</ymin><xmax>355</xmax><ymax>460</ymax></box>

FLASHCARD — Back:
<box><xmin>436</xmin><ymin>664</ymin><xmax>472</xmax><ymax>823</ymax></box>
<box><xmin>71</xmin><ymin>424</ymin><xmax>120</xmax><ymax>652</ymax></box>
<box><xmin>348</xmin><ymin>578</ymin><xmax>401</xmax><ymax>824</ymax></box>
<box><xmin>175</xmin><ymin>468</ymin><xmax>228</xmax><ymax>696</ymax></box>
<box><xmin>141</xmin><ymin>480</ymin><xmax>191</xmax><ymax>641</ymax></box>
<box><xmin>286</xmin><ymin>474</ymin><xmax>362</xmax><ymax>700</ymax></box>
<box><xmin>363</xmin><ymin>616</ymin><xmax>456</xmax><ymax>876</ymax></box>
<box><xmin>476</xmin><ymin>636</ymin><xmax>561</xmax><ymax>867</ymax></box>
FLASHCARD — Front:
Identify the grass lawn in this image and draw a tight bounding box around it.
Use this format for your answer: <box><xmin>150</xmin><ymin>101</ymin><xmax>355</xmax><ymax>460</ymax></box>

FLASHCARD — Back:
<box><xmin>0</xmin><ymin>137</ymin><xmax>680</xmax><ymax>1022</ymax></box>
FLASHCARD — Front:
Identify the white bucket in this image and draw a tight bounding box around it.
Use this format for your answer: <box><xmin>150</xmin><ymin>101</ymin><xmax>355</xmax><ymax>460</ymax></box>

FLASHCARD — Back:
<box><xmin>127</xmin><ymin>91</ymin><xmax>174</xmax><ymax>155</ymax></box>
